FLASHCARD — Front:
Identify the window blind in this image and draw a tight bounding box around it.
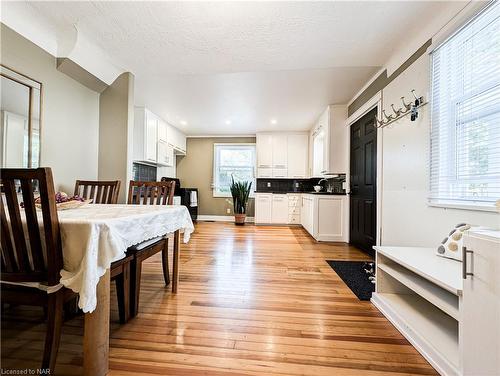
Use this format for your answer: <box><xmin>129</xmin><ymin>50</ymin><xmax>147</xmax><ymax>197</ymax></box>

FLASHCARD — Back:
<box><xmin>429</xmin><ymin>1</ymin><xmax>500</xmax><ymax>208</ymax></box>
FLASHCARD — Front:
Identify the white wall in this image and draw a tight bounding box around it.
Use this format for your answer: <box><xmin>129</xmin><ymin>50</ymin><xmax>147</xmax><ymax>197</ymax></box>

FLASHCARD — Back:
<box><xmin>380</xmin><ymin>53</ymin><xmax>499</xmax><ymax>247</ymax></box>
<box><xmin>1</xmin><ymin>24</ymin><xmax>99</xmax><ymax>193</ymax></box>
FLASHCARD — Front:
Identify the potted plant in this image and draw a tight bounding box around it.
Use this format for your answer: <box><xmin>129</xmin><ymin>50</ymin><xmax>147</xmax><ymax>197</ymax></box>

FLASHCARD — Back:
<box><xmin>229</xmin><ymin>176</ymin><xmax>252</xmax><ymax>225</ymax></box>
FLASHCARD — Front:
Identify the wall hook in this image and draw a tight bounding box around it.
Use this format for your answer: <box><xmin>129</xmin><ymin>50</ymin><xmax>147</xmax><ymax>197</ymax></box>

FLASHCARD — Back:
<box><xmin>401</xmin><ymin>96</ymin><xmax>411</xmax><ymax>112</ymax></box>
<box><xmin>382</xmin><ymin>109</ymin><xmax>394</xmax><ymax>121</ymax></box>
<box><xmin>391</xmin><ymin>104</ymin><xmax>402</xmax><ymax>117</ymax></box>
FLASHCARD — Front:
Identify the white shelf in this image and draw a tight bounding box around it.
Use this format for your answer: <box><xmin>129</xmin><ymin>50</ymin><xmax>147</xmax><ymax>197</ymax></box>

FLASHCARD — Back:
<box><xmin>374</xmin><ymin>246</ymin><xmax>463</xmax><ymax>295</ymax></box>
<box><xmin>372</xmin><ymin>293</ymin><xmax>459</xmax><ymax>376</ymax></box>
<box><xmin>378</xmin><ymin>262</ymin><xmax>459</xmax><ymax>320</ymax></box>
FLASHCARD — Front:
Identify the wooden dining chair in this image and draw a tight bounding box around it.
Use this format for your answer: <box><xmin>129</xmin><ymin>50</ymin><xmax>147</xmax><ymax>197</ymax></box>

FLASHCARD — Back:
<box><xmin>73</xmin><ymin>179</ymin><xmax>132</xmax><ymax>323</ymax></box>
<box><xmin>1</xmin><ymin>167</ymin><xmax>78</xmax><ymax>373</ymax></box>
<box><xmin>74</xmin><ymin>180</ymin><xmax>120</xmax><ymax>204</ymax></box>
<box><xmin>126</xmin><ymin>180</ymin><xmax>176</xmax><ymax>317</ymax></box>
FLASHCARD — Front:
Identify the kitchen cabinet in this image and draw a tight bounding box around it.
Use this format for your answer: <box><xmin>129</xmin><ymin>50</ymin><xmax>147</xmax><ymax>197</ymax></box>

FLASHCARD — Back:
<box><xmin>271</xmin><ymin>194</ymin><xmax>288</xmax><ymax>224</ymax></box>
<box><xmin>255</xmin><ymin>193</ymin><xmax>272</xmax><ymax>224</ymax></box>
<box><xmin>272</xmin><ymin>134</ymin><xmax>288</xmax><ymax>177</ymax></box>
<box><xmin>287</xmin><ymin>134</ymin><xmax>308</xmax><ymax>178</ymax></box>
<box><xmin>158</xmin><ymin>120</ymin><xmax>167</xmax><ymax>143</ymax></box>
<box><xmin>157</xmin><ymin>140</ymin><xmax>174</xmax><ymax>167</ymax></box>
<box><xmin>461</xmin><ymin>229</ymin><xmax>500</xmax><ymax>376</ymax></box>
<box><xmin>256</xmin><ymin>133</ymin><xmax>273</xmax><ymax>177</ymax></box>
<box><xmin>256</xmin><ymin>132</ymin><xmax>308</xmax><ymax>178</ymax></box>
<box><xmin>300</xmin><ymin>194</ymin><xmax>348</xmax><ymax>242</ymax></box>
<box><xmin>300</xmin><ymin>195</ymin><xmax>314</xmax><ymax>235</ymax></box>
<box><xmin>167</xmin><ymin>123</ymin><xmax>187</xmax><ymax>154</ymax></box>
<box><xmin>311</xmin><ymin>105</ymin><xmax>348</xmax><ymax>176</ymax></box>
<box><xmin>134</xmin><ymin>107</ymin><xmax>187</xmax><ymax>166</ymax></box>
<box><xmin>134</xmin><ymin>107</ymin><xmax>159</xmax><ymax>163</ymax></box>
<box><xmin>287</xmin><ymin>194</ymin><xmax>301</xmax><ymax>224</ymax></box>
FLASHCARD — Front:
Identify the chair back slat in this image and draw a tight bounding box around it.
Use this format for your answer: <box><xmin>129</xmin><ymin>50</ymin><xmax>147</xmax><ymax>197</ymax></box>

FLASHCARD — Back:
<box><xmin>0</xmin><ymin>197</ymin><xmax>17</xmax><ymax>273</ymax></box>
<box><xmin>3</xmin><ymin>179</ymin><xmax>31</xmax><ymax>271</ymax></box>
<box><xmin>1</xmin><ymin>168</ymin><xmax>62</xmax><ymax>285</ymax></box>
<box><xmin>74</xmin><ymin>180</ymin><xmax>121</xmax><ymax>204</ymax></box>
<box><xmin>20</xmin><ymin>179</ymin><xmax>45</xmax><ymax>271</ymax></box>
<box><xmin>127</xmin><ymin>181</ymin><xmax>175</xmax><ymax>206</ymax></box>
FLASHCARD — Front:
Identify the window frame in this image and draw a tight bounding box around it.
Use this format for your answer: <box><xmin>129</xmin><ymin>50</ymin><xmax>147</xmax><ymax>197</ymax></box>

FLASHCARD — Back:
<box><xmin>212</xmin><ymin>143</ymin><xmax>256</xmax><ymax>198</ymax></box>
<box><xmin>428</xmin><ymin>2</ymin><xmax>500</xmax><ymax>212</ymax></box>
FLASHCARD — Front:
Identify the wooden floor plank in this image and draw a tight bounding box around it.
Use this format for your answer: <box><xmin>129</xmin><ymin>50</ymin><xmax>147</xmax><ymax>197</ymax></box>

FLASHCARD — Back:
<box><xmin>1</xmin><ymin>222</ymin><xmax>437</xmax><ymax>375</ymax></box>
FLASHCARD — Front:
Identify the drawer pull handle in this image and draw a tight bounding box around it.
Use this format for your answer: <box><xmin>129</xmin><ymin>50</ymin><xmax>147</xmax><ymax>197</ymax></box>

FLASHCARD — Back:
<box><xmin>462</xmin><ymin>246</ymin><xmax>474</xmax><ymax>280</ymax></box>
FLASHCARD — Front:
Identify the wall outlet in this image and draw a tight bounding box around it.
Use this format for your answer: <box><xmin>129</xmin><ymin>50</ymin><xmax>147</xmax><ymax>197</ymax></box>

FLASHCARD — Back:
<box><xmin>226</xmin><ymin>208</ymin><xmax>231</xmax><ymax>214</ymax></box>
<box><xmin>267</xmin><ymin>182</ymin><xmax>271</xmax><ymax>187</ymax></box>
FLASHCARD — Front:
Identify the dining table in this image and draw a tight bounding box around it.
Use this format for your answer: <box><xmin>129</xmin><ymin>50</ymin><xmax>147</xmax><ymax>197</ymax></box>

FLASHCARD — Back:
<box><xmin>55</xmin><ymin>203</ymin><xmax>194</xmax><ymax>376</ymax></box>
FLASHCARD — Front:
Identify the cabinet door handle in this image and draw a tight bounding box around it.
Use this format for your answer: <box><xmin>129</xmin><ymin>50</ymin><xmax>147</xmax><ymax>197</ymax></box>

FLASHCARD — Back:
<box><xmin>462</xmin><ymin>246</ymin><xmax>474</xmax><ymax>279</ymax></box>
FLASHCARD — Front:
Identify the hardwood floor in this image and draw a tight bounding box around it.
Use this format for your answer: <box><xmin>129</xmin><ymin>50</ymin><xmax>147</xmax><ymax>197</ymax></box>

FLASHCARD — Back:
<box><xmin>1</xmin><ymin>222</ymin><xmax>437</xmax><ymax>375</ymax></box>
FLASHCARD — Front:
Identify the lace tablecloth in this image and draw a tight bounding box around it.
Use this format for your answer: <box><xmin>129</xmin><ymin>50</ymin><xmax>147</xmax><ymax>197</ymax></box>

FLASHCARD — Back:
<box><xmin>57</xmin><ymin>204</ymin><xmax>194</xmax><ymax>312</ymax></box>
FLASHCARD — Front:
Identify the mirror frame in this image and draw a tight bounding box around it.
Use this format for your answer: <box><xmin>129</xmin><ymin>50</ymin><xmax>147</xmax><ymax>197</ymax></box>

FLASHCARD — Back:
<box><xmin>0</xmin><ymin>64</ymin><xmax>43</xmax><ymax>168</ymax></box>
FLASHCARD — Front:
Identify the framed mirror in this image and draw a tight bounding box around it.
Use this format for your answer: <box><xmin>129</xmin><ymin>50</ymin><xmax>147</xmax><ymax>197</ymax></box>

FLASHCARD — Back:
<box><xmin>0</xmin><ymin>64</ymin><xmax>42</xmax><ymax>168</ymax></box>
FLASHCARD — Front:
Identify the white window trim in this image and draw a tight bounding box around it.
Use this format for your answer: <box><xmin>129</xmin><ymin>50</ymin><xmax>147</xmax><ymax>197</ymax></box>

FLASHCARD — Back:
<box><xmin>212</xmin><ymin>143</ymin><xmax>256</xmax><ymax>198</ymax></box>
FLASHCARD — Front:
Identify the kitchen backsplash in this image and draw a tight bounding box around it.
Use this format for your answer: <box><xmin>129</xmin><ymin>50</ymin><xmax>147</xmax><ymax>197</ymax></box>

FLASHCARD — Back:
<box><xmin>256</xmin><ymin>175</ymin><xmax>346</xmax><ymax>194</ymax></box>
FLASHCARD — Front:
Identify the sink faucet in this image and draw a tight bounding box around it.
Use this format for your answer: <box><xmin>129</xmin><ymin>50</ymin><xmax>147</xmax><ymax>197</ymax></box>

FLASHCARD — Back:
<box><xmin>318</xmin><ymin>178</ymin><xmax>328</xmax><ymax>185</ymax></box>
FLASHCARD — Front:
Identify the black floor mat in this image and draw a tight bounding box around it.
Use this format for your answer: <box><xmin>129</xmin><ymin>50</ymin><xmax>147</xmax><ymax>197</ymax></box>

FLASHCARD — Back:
<box><xmin>326</xmin><ymin>260</ymin><xmax>375</xmax><ymax>301</ymax></box>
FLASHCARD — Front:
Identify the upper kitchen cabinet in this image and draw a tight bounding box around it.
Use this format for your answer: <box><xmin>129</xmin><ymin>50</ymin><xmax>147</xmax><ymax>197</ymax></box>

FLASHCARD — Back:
<box><xmin>167</xmin><ymin>123</ymin><xmax>187</xmax><ymax>155</ymax></box>
<box><xmin>134</xmin><ymin>107</ymin><xmax>187</xmax><ymax>166</ymax></box>
<box><xmin>256</xmin><ymin>133</ymin><xmax>273</xmax><ymax>177</ymax></box>
<box><xmin>287</xmin><ymin>134</ymin><xmax>308</xmax><ymax>178</ymax></box>
<box><xmin>271</xmin><ymin>134</ymin><xmax>288</xmax><ymax>177</ymax></box>
<box><xmin>134</xmin><ymin>107</ymin><xmax>158</xmax><ymax>164</ymax></box>
<box><xmin>311</xmin><ymin>105</ymin><xmax>348</xmax><ymax>176</ymax></box>
<box><xmin>256</xmin><ymin>132</ymin><xmax>308</xmax><ymax>178</ymax></box>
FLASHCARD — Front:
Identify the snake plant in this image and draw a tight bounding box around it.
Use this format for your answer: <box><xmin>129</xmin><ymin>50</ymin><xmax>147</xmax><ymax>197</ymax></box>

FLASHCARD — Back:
<box><xmin>229</xmin><ymin>176</ymin><xmax>252</xmax><ymax>214</ymax></box>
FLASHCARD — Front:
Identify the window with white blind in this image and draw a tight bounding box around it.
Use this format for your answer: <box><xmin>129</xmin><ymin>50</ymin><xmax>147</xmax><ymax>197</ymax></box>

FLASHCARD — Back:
<box><xmin>213</xmin><ymin>144</ymin><xmax>256</xmax><ymax>197</ymax></box>
<box><xmin>429</xmin><ymin>1</ymin><xmax>500</xmax><ymax>210</ymax></box>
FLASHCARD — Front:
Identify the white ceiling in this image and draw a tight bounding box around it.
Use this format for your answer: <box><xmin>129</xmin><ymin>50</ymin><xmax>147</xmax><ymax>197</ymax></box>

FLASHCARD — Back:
<box><xmin>6</xmin><ymin>1</ymin><xmax>467</xmax><ymax>135</ymax></box>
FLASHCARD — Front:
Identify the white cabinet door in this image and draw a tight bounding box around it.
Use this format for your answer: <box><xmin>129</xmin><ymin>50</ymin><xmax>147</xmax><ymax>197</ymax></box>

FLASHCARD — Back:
<box><xmin>272</xmin><ymin>134</ymin><xmax>288</xmax><ymax>173</ymax></box>
<box><xmin>158</xmin><ymin>120</ymin><xmax>168</xmax><ymax>143</ymax></box>
<box><xmin>287</xmin><ymin>134</ymin><xmax>308</xmax><ymax>178</ymax></box>
<box><xmin>255</xmin><ymin>194</ymin><xmax>272</xmax><ymax>224</ymax></box>
<box><xmin>317</xmin><ymin>197</ymin><xmax>345</xmax><ymax>241</ymax></box>
<box><xmin>461</xmin><ymin>231</ymin><xmax>500</xmax><ymax>376</ymax></box>
<box><xmin>301</xmin><ymin>196</ymin><xmax>314</xmax><ymax>236</ymax></box>
<box><xmin>271</xmin><ymin>194</ymin><xmax>288</xmax><ymax>224</ymax></box>
<box><xmin>257</xmin><ymin>133</ymin><xmax>273</xmax><ymax>170</ymax></box>
<box><xmin>145</xmin><ymin>112</ymin><xmax>158</xmax><ymax>163</ymax></box>
<box><xmin>157</xmin><ymin>141</ymin><xmax>174</xmax><ymax>167</ymax></box>
<box><xmin>168</xmin><ymin>123</ymin><xmax>187</xmax><ymax>153</ymax></box>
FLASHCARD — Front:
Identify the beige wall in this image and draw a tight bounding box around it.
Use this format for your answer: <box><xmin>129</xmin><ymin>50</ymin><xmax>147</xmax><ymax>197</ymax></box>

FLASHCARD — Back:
<box><xmin>176</xmin><ymin>137</ymin><xmax>256</xmax><ymax>217</ymax></box>
<box><xmin>98</xmin><ymin>72</ymin><xmax>135</xmax><ymax>203</ymax></box>
<box><xmin>1</xmin><ymin>24</ymin><xmax>99</xmax><ymax>193</ymax></box>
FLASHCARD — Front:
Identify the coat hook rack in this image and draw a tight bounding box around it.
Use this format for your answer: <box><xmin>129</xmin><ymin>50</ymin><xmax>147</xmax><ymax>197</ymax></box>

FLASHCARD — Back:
<box><xmin>374</xmin><ymin>90</ymin><xmax>428</xmax><ymax>128</ymax></box>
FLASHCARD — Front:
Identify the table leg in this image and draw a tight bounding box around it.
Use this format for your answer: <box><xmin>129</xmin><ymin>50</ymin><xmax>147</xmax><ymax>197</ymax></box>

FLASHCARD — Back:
<box><xmin>83</xmin><ymin>269</ymin><xmax>110</xmax><ymax>376</ymax></box>
<box><xmin>172</xmin><ymin>230</ymin><xmax>180</xmax><ymax>293</ymax></box>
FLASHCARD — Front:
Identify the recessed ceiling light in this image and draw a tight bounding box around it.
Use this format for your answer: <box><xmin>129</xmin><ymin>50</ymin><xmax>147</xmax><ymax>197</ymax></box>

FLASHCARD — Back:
<box><xmin>225</xmin><ymin>120</ymin><xmax>232</xmax><ymax>125</ymax></box>
<box><xmin>270</xmin><ymin>119</ymin><xmax>277</xmax><ymax>125</ymax></box>
<box><xmin>180</xmin><ymin>120</ymin><xmax>187</xmax><ymax>126</ymax></box>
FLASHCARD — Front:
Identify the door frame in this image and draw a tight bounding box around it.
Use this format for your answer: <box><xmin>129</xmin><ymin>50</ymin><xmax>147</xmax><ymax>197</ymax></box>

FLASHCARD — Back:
<box><xmin>345</xmin><ymin>92</ymin><xmax>383</xmax><ymax>247</ymax></box>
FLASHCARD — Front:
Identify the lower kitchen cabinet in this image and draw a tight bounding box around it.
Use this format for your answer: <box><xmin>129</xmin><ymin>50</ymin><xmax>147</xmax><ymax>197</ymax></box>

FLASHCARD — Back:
<box><xmin>255</xmin><ymin>193</ymin><xmax>272</xmax><ymax>224</ymax></box>
<box><xmin>271</xmin><ymin>194</ymin><xmax>288</xmax><ymax>224</ymax></box>
<box><xmin>300</xmin><ymin>194</ymin><xmax>348</xmax><ymax>242</ymax></box>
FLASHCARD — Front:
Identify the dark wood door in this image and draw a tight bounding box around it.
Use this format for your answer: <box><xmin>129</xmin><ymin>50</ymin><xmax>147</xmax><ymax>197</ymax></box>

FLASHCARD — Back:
<box><xmin>350</xmin><ymin>108</ymin><xmax>377</xmax><ymax>256</ymax></box>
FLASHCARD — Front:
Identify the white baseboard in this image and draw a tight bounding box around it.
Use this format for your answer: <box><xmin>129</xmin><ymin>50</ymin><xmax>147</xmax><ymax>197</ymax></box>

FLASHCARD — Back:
<box><xmin>197</xmin><ymin>215</ymin><xmax>255</xmax><ymax>223</ymax></box>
